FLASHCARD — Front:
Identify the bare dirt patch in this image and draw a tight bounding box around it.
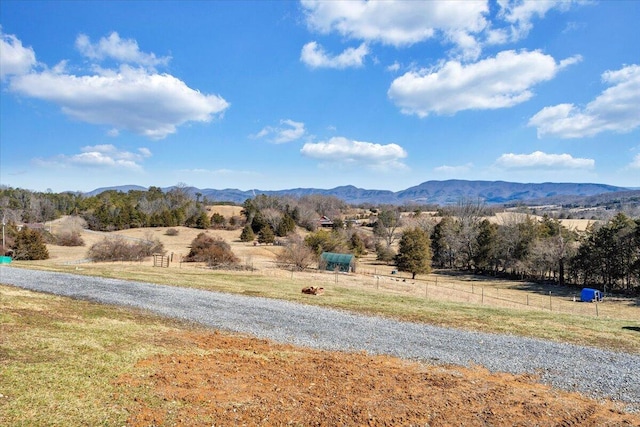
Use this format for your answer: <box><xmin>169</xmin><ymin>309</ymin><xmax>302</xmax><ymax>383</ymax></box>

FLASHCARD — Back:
<box><xmin>117</xmin><ymin>331</ymin><xmax>640</xmax><ymax>426</ymax></box>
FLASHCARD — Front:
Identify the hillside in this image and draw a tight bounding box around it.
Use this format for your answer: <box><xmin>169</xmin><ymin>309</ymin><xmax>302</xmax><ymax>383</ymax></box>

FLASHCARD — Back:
<box><xmin>85</xmin><ymin>180</ymin><xmax>630</xmax><ymax>206</ymax></box>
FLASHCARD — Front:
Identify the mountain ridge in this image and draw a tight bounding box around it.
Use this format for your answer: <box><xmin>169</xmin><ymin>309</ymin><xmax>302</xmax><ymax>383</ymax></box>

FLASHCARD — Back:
<box><xmin>83</xmin><ymin>180</ymin><xmax>632</xmax><ymax>206</ymax></box>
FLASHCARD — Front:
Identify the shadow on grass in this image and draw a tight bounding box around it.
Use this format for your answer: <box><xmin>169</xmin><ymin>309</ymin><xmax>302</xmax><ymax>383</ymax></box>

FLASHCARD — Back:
<box><xmin>434</xmin><ymin>270</ymin><xmax>581</xmax><ymax>297</ymax></box>
<box><xmin>622</xmin><ymin>326</ymin><xmax>640</xmax><ymax>333</ymax></box>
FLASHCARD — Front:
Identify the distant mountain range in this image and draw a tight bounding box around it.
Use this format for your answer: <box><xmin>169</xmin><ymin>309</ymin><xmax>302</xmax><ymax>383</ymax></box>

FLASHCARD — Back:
<box><xmin>84</xmin><ymin>180</ymin><xmax>636</xmax><ymax>206</ymax></box>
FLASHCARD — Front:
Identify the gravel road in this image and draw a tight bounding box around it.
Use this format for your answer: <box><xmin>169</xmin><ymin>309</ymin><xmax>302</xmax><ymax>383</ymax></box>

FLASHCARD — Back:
<box><xmin>2</xmin><ymin>266</ymin><xmax>639</xmax><ymax>410</ymax></box>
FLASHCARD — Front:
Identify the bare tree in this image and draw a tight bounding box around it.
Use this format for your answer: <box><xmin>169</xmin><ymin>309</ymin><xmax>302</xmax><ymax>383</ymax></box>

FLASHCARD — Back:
<box><xmin>450</xmin><ymin>198</ymin><xmax>486</xmax><ymax>269</ymax></box>
<box><xmin>276</xmin><ymin>234</ymin><xmax>316</xmax><ymax>271</ymax></box>
<box><xmin>402</xmin><ymin>212</ymin><xmax>436</xmax><ymax>235</ymax></box>
<box><xmin>374</xmin><ymin>208</ymin><xmax>402</xmax><ymax>248</ymax></box>
<box><xmin>261</xmin><ymin>208</ymin><xmax>283</xmax><ymax>231</ymax></box>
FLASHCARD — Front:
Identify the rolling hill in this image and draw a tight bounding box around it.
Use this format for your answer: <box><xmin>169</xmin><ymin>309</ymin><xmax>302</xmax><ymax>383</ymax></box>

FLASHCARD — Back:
<box><xmin>84</xmin><ymin>180</ymin><xmax>632</xmax><ymax>206</ymax></box>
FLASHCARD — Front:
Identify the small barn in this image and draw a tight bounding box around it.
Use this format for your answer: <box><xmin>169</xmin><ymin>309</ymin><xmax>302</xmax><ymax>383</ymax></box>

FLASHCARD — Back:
<box><xmin>318</xmin><ymin>216</ymin><xmax>334</xmax><ymax>228</ymax></box>
<box><xmin>320</xmin><ymin>252</ymin><xmax>355</xmax><ymax>273</ymax></box>
<box><xmin>580</xmin><ymin>288</ymin><xmax>603</xmax><ymax>302</ymax></box>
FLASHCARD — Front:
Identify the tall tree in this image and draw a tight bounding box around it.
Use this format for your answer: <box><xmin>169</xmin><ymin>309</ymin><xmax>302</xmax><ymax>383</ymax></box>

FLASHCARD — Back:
<box><xmin>431</xmin><ymin>216</ymin><xmax>458</xmax><ymax>268</ymax></box>
<box><xmin>374</xmin><ymin>208</ymin><xmax>402</xmax><ymax>248</ymax></box>
<box><xmin>395</xmin><ymin>227</ymin><xmax>432</xmax><ymax>279</ymax></box>
<box><xmin>473</xmin><ymin>219</ymin><xmax>499</xmax><ymax>274</ymax></box>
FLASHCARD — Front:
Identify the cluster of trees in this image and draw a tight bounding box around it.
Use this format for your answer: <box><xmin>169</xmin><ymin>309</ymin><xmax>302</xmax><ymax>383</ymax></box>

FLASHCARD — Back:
<box><xmin>0</xmin><ymin>185</ymin><xmax>230</xmax><ymax>232</ymax></box>
<box><xmin>2</xmin><ymin>185</ymin><xmax>638</xmax><ymax>293</ymax></box>
<box><xmin>569</xmin><ymin>214</ymin><xmax>640</xmax><ymax>292</ymax></box>
<box><xmin>427</xmin><ymin>202</ymin><xmax>639</xmax><ymax>293</ymax></box>
<box><xmin>238</xmin><ymin>193</ymin><xmax>348</xmax><ymax>244</ymax></box>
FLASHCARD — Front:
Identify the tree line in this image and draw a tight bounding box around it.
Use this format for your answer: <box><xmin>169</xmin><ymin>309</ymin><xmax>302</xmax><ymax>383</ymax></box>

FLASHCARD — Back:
<box><xmin>1</xmin><ymin>186</ymin><xmax>638</xmax><ymax>294</ymax></box>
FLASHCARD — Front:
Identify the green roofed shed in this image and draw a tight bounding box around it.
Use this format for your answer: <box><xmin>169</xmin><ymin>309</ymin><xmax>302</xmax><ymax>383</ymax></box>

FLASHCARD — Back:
<box><xmin>320</xmin><ymin>252</ymin><xmax>355</xmax><ymax>273</ymax></box>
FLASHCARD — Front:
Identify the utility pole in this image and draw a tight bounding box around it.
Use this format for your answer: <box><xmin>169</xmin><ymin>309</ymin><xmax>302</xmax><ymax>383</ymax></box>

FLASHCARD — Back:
<box><xmin>2</xmin><ymin>214</ymin><xmax>5</xmax><ymax>255</ymax></box>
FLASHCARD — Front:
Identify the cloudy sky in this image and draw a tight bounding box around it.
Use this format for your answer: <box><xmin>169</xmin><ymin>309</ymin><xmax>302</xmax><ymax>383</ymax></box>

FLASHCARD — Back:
<box><xmin>1</xmin><ymin>0</ymin><xmax>639</xmax><ymax>193</ymax></box>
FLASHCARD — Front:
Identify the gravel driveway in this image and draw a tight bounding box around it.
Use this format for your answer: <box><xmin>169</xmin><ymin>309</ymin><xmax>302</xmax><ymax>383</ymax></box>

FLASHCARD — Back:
<box><xmin>2</xmin><ymin>266</ymin><xmax>639</xmax><ymax>410</ymax></box>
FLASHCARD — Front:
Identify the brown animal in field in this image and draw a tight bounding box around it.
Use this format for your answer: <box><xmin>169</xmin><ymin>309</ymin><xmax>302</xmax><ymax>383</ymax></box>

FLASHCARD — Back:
<box><xmin>301</xmin><ymin>286</ymin><xmax>324</xmax><ymax>295</ymax></box>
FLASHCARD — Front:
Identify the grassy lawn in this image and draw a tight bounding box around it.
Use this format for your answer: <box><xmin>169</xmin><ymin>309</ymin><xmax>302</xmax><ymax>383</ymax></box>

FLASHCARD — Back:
<box><xmin>0</xmin><ymin>285</ymin><xmax>210</xmax><ymax>426</ymax></box>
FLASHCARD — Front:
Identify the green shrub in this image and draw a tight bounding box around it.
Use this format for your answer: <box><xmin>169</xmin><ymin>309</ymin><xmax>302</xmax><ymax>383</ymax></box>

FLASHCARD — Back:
<box><xmin>239</xmin><ymin>225</ymin><xmax>255</xmax><ymax>242</ymax></box>
<box><xmin>12</xmin><ymin>228</ymin><xmax>49</xmax><ymax>260</ymax></box>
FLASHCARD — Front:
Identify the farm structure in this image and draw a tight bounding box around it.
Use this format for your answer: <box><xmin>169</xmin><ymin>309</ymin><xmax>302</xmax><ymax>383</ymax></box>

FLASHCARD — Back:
<box><xmin>580</xmin><ymin>288</ymin><xmax>604</xmax><ymax>302</ymax></box>
<box><xmin>317</xmin><ymin>215</ymin><xmax>334</xmax><ymax>228</ymax></box>
<box><xmin>320</xmin><ymin>252</ymin><xmax>355</xmax><ymax>273</ymax></box>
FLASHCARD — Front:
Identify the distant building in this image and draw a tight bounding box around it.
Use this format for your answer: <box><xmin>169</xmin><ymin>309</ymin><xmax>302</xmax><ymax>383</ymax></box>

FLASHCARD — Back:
<box><xmin>317</xmin><ymin>215</ymin><xmax>334</xmax><ymax>228</ymax></box>
<box><xmin>319</xmin><ymin>252</ymin><xmax>355</xmax><ymax>273</ymax></box>
<box><xmin>16</xmin><ymin>223</ymin><xmax>46</xmax><ymax>231</ymax></box>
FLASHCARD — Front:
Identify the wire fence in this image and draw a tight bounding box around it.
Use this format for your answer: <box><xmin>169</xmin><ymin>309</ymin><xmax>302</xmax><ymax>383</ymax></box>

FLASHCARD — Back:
<box><xmin>353</xmin><ymin>268</ymin><xmax>618</xmax><ymax>318</ymax></box>
<box><xmin>94</xmin><ymin>257</ymin><xmax>627</xmax><ymax>319</ymax></box>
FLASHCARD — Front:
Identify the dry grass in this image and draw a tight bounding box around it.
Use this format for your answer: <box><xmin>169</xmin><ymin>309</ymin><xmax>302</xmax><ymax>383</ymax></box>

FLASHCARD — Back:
<box><xmin>4</xmin><ymin>285</ymin><xmax>638</xmax><ymax>426</ymax></box>
<box><xmin>0</xmin><ymin>285</ymin><xmax>208</xmax><ymax>426</ymax></box>
<box><xmin>10</xmin><ymin>216</ymin><xmax>640</xmax><ymax>354</ymax></box>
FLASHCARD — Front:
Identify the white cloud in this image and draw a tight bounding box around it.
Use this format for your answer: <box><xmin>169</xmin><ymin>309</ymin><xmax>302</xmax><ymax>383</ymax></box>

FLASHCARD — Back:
<box><xmin>495</xmin><ymin>151</ymin><xmax>594</xmax><ymax>169</ymax></box>
<box><xmin>388</xmin><ymin>50</ymin><xmax>578</xmax><ymax>117</ymax></box>
<box><xmin>10</xmin><ymin>65</ymin><xmax>229</xmax><ymax>139</ymax></box>
<box><xmin>0</xmin><ymin>29</ymin><xmax>37</xmax><ymax>80</ymax></box>
<box><xmin>302</xmin><ymin>1</ymin><xmax>583</xmax><ymax>62</ymax></box>
<box><xmin>434</xmin><ymin>163</ymin><xmax>473</xmax><ymax>174</ymax></box>
<box><xmin>529</xmin><ymin>64</ymin><xmax>640</xmax><ymax>138</ymax></box>
<box><xmin>629</xmin><ymin>153</ymin><xmax>640</xmax><ymax>169</ymax></box>
<box><xmin>75</xmin><ymin>32</ymin><xmax>170</xmax><ymax>69</ymax></box>
<box><xmin>253</xmin><ymin>119</ymin><xmax>306</xmax><ymax>143</ymax></box>
<box><xmin>4</xmin><ymin>32</ymin><xmax>229</xmax><ymax>139</ymax></box>
<box><xmin>301</xmin><ymin>41</ymin><xmax>369</xmax><ymax>69</ymax></box>
<box><xmin>386</xmin><ymin>61</ymin><xmax>401</xmax><ymax>73</ymax></box>
<box><xmin>300</xmin><ymin>136</ymin><xmax>408</xmax><ymax>170</ymax></box>
<box><xmin>496</xmin><ymin>0</ymin><xmax>575</xmax><ymax>42</ymax></box>
<box><xmin>301</xmin><ymin>0</ymin><xmax>487</xmax><ymax>57</ymax></box>
<box><xmin>34</xmin><ymin>144</ymin><xmax>151</xmax><ymax>171</ymax></box>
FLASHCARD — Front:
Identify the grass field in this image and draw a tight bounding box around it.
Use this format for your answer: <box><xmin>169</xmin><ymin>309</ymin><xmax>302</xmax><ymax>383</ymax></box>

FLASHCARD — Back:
<box><xmin>0</xmin><ymin>285</ymin><xmax>193</xmax><ymax>425</ymax></box>
<box><xmin>2</xmin><ymin>218</ymin><xmax>640</xmax><ymax>425</ymax></box>
<box><xmin>2</xmin><ymin>281</ymin><xmax>640</xmax><ymax>426</ymax></box>
<box><xmin>8</xmin><ymin>259</ymin><xmax>640</xmax><ymax>354</ymax></box>
<box><xmin>7</xmin><ymin>219</ymin><xmax>639</xmax><ymax>354</ymax></box>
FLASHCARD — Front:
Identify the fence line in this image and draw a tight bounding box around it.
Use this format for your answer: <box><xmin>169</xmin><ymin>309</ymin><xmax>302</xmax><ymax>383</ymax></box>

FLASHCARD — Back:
<box><xmin>341</xmin><ymin>268</ymin><xmax>605</xmax><ymax>318</ymax></box>
<box><xmin>105</xmin><ymin>258</ymin><xmax>608</xmax><ymax>318</ymax></box>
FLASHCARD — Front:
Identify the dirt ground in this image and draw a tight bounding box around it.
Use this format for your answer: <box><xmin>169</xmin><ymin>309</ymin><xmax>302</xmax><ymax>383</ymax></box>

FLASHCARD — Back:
<box><xmin>117</xmin><ymin>330</ymin><xmax>639</xmax><ymax>426</ymax></box>
<box><xmin>39</xmin><ymin>216</ymin><xmax>639</xmax><ymax>425</ymax></box>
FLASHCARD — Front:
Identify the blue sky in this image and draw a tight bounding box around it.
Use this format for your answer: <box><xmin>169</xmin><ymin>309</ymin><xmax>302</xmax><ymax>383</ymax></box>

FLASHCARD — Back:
<box><xmin>1</xmin><ymin>0</ymin><xmax>639</xmax><ymax>193</ymax></box>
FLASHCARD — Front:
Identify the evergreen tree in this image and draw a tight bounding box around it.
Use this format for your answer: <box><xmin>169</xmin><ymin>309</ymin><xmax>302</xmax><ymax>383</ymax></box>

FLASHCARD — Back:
<box><xmin>257</xmin><ymin>225</ymin><xmax>275</xmax><ymax>244</ymax></box>
<box><xmin>395</xmin><ymin>227</ymin><xmax>432</xmax><ymax>279</ymax></box>
<box><xmin>276</xmin><ymin>214</ymin><xmax>296</xmax><ymax>237</ymax></box>
<box><xmin>240</xmin><ymin>225</ymin><xmax>255</xmax><ymax>242</ymax></box>
<box><xmin>211</xmin><ymin>213</ymin><xmax>226</xmax><ymax>227</ymax></box>
<box><xmin>13</xmin><ymin>228</ymin><xmax>49</xmax><ymax>260</ymax></box>
<box><xmin>195</xmin><ymin>211</ymin><xmax>211</xmax><ymax>229</ymax></box>
<box><xmin>349</xmin><ymin>232</ymin><xmax>366</xmax><ymax>257</ymax></box>
<box><xmin>430</xmin><ymin>216</ymin><xmax>457</xmax><ymax>268</ymax></box>
<box><xmin>473</xmin><ymin>219</ymin><xmax>499</xmax><ymax>273</ymax></box>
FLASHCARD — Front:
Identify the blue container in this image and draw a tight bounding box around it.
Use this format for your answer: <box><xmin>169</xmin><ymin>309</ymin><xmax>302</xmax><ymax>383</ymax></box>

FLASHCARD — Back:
<box><xmin>0</xmin><ymin>256</ymin><xmax>12</xmax><ymax>264</ymax></box>
<box><xmin>580</xmin><ymin>288</ymin><xmax>603</xmax><ymax>302</ymax></box>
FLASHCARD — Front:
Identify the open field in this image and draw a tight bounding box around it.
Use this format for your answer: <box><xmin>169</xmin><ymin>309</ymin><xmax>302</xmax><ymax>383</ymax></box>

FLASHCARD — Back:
<box><xmin>2</xmin><ymin>285</ymin><xmax>640</xmax><ymax>426</ymax></box>
<box><xmin>3</xmin><ymin>218</ymin><xmax>640</xmax><ymax>425</ymax></box>
<box><xmin>14</xmin><ymin>220</ymin><xmax>640</xmax><ymax>354</ymax></box>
